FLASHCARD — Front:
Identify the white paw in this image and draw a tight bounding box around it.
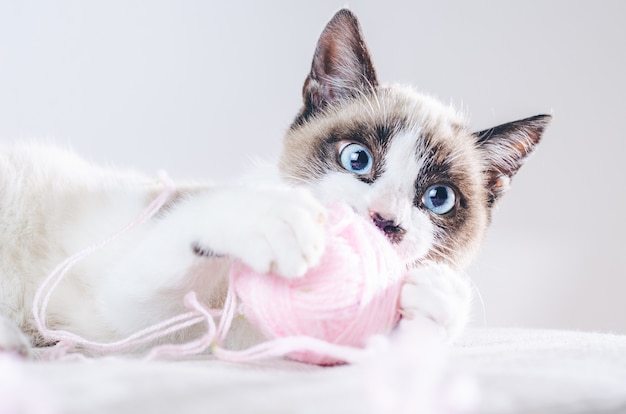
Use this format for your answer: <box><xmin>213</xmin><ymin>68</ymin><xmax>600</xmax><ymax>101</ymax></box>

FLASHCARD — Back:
<box><xmin>0</xmin><ymin>316</ymin><xmax>33</xmax><ymax>358</ymax></box>
<box><xmin>196</xmin><ymin>186</ymin><xmax>327</xmax><ymax>279</ymax></box>
<box><xmin>400</xmin><ymin>263</ymin><xmax>472</xmax><ymax>341</ymax></box>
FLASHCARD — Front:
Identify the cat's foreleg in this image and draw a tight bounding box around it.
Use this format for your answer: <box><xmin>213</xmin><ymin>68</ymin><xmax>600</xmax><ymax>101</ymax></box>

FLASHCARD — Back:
<box><xmin>91</xmin><ymin>185</ymin><xmax>327</xmax><ymax>339</ymax></box>
<box><xmin>399</xmin><ymin>264</ymin><xmax>473</xmax><ymax>341</ymax></box>
<box><xmin>186</xmin><ymin>185</ymin><xmax>327</xmax><ymax>278</ymax></box>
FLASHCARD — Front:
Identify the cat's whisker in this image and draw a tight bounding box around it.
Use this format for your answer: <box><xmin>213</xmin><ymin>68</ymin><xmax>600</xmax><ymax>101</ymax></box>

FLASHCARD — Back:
<box><xmin>345</xmin><ymin>85</ymin><xmax>378</xmax><ymax>125</ymax></box>
<box><xmin>429</xmin><ymin>238</ymin><xmax>465</xmax><ymax>270</ymax></box>
<box><xmin>320</xmin><ymin>75</ymin><xmax>380</xmax><ymax>126</ymax></box>
<box><xmin>466</xmin><ymin>275</ymin><xmax>488</xmax><ymax>328</ymax></box>
<box><xmin>281</xmin><ymin>174</ymin><xmax>309</xmax><ymax>186</ymax></box>
<box><xmin>358</xmin><ymin>93</ymin><xmax>378</xmax><ymax>125</ymax></box>
<box><xmin>359</xmin><ymin>73</ymin><xmax>383</xmax><ymax>116</ymax></box>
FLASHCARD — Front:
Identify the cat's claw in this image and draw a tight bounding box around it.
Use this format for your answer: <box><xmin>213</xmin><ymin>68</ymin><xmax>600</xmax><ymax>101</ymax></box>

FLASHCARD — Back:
<box><xmin>400</xmin><ymin>263</ymin><xmax>472</xmax><ymax>341</ymax></box>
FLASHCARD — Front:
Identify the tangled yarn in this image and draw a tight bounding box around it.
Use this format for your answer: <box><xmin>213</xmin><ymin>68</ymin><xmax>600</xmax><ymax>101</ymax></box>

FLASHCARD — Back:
<box><xmin>231</xmin><ymin>203</ymin><xmax>404</xmax><ymax>365</ymax></box>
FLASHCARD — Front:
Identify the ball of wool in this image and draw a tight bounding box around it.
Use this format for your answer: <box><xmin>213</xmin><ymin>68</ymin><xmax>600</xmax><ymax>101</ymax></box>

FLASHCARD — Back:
<box><xmin>230</xmin><ymin>203</ymin><xmax>405</xmax><ymax>365</ymax></box>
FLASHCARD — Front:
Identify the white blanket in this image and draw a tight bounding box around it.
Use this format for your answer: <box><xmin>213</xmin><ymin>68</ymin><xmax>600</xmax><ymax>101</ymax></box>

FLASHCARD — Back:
<box><xmin>2</xmin><ymin>328</ymin><xmax>626</xmax><ymax>414</ymax></box>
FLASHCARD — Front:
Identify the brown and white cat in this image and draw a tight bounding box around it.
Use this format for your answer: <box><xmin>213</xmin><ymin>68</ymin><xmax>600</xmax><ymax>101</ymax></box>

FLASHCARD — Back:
<box><xmin>0</xmin><ymin>9</ymin><xmax>550</xmax><ymax>357</ymax></box>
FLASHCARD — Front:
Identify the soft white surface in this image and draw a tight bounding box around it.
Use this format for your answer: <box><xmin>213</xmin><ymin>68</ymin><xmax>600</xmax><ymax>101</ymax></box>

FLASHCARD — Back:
<box><xmin>455</xmin><ymin>329</ymin><xmax>626</xmax><ymax>414</ymax></box>
<box><xmin>2</xmin><ymin>328</ymin><xmax>626</xmax><ymax>414</ymax></box>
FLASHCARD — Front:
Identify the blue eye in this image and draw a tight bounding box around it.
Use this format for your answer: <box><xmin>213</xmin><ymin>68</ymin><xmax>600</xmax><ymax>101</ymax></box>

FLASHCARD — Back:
<box><xmin>422</xmin><ymin>185</ymin><xmax>456</xmax><ymax>215</ymax></box>
<box><xmin>339</xmin><ymin>143</ymin><xmax>373</xmax><ymax>175</ymax></box>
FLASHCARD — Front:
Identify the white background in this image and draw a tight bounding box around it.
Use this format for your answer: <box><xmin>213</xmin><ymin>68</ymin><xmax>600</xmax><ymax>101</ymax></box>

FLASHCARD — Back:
<box><xmin>1</xmin><ymin>1</ymin><xmax>624</xmax><ymax>333</ymax></box>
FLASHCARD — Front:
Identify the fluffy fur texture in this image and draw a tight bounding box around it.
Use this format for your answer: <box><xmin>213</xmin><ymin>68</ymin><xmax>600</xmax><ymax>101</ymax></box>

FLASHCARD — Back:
<box><xmin>0</xmin><ymin>9</ymin><xmax>550</xmax><ymax>357</ymax></box>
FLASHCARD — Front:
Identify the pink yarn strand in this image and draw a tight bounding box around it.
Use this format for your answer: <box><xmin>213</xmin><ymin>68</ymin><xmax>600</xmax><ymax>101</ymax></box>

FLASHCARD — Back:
<box><xmin>212</xmin><ymin>335</ymin><xmax>370</xmax><ymax>365</ymax></box>
<box><xmin>215</xmin><ymin>275</ymin><xmax>238</xmax><ymax>345</ymax></box>
<box><xmin>144</xmin><ymin>292</ymin><xmax>219</xmax><ymax>360</ymax></box>
<box><xmin>33</xmin><ymin>172</ymin><xmax>176</xmax><ymax>336</ymax></box>
<box><xmin>31</xmin><ymin>173</ymin><xmax>220</xmax><ymax>357</ymax></box>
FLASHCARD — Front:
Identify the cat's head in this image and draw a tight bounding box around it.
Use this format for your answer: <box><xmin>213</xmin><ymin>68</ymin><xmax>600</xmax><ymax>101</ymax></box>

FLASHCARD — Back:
<box><xmin>279</xmin><ymin>9</ymin><xmax>550</xmax><ymax>270</ymax></box>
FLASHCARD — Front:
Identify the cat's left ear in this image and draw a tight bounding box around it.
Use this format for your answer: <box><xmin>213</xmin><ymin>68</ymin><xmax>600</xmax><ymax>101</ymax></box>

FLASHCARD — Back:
<box><xmin>300</xmin><ymin>9</ymin><xmax>378</xmax><ymax>120</ymax></box>
<box><xmin>474</xmin><ymin>114</ymin><xmax>552</xmax><ymax>205</ymax></box>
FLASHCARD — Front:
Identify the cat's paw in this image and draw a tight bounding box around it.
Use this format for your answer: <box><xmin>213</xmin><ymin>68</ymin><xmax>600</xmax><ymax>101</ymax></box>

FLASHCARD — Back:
<box><xmin>196</xmin><ymin>186</ymin><xmax>327</xmax><ymax>279</ymax></box>
<box><xmin>0</xmin><ymin>316</ymin><xmax>33</xmax><ymax>358</ymax></box>
<box><xmin>400</xmin><ymin>263</ymin><xmax>472</xmax><ymax>341</ymax></box>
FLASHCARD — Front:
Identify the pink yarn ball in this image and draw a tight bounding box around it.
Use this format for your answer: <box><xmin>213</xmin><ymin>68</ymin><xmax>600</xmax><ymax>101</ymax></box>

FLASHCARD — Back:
<box><xmin>230</xmin><ymin>203</ymin><xmax>405</xmax><ymax>365</ymax></box>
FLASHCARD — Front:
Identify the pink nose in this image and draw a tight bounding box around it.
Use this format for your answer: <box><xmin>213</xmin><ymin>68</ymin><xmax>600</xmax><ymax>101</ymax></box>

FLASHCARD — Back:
<box><xmin>370</xmin><ymin>212</ymin><xmax>405</xmax><ymax>243</ymax></box>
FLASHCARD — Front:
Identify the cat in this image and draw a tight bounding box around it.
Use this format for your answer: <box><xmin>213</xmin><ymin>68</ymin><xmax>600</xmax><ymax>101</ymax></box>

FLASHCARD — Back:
<box><xmin>0</xmin><ymin>9</ymin><xmax>550</xmax><ymax>358</ymax></box>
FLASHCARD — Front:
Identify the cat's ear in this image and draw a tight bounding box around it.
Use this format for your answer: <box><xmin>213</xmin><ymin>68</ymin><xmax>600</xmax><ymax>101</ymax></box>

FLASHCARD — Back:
<box><xmin>300</xmin><ymin>9</ymin><xmax>378</xmax><ymax>119</ymax></box>
<box><xmin>474</xmin><ymin>114</ymin><xmax>552</xmax><ymax>205</ymax></box>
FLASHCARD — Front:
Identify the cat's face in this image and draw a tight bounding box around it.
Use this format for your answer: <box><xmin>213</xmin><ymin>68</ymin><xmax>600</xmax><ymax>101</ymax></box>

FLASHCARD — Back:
<box><xmin>279</xmin><ymin>9</ymin><xmax>550</xmax><ymax>270</ymax></box>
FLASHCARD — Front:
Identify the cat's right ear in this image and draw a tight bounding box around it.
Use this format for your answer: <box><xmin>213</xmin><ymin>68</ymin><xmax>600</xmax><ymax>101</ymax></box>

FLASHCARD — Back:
<box><xmin>474</xmin><ymin>114</ymin><xmax>552</xmax><ymax>205</ymax></box>
<box><xmin>298</xmin><ymin>9</ymin><xmax>378</xmax><ymax>122</ymax></box>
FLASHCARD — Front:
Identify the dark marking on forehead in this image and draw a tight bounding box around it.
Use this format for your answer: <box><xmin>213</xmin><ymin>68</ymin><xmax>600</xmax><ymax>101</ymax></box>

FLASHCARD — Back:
<box><xmin>317</xmin><ymin>117</ymin><xmax>410</xmax><ymax>183</ymax></box>
<box><xmin>325</xmin><ymin>115</ymin><xmax>408</xmax><ymax>146</ymax></box>
<box><xmin>414</xmin><ymin>142</ymin><xmax>454</xmax><ymax>195</ymax></box>
<box><xmin>374</xmin><ymin>123</ymin><xmax>396</xmax><ymax>146</ymax></box>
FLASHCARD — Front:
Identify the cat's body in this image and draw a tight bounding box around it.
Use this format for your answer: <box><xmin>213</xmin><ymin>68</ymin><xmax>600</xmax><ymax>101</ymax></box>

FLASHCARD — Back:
<box><xmin>0</xmin><ymin>10</ymin><xmax>550</xmax><ymax>357</ymax></box>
